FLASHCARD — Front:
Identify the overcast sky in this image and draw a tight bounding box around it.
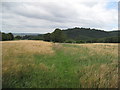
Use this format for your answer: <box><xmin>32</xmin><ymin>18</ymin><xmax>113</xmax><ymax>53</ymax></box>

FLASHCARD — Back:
<box><xmin>1</xmin><ymin>0</ymin><xmax>118</xmax><ymax>33</ymax></box>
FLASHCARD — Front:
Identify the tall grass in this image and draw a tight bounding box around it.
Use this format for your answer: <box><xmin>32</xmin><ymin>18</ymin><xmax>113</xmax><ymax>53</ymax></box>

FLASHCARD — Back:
<box><xmin>2</xmin><ymin>40</ymin><xmax>118</xmax><ymax>88</ymax></box>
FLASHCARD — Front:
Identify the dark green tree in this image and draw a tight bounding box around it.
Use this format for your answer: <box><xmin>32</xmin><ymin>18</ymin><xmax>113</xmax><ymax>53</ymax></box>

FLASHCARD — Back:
<box><xmin>8</xmin><ymin>33</ymin><xmax>14</xmax><ymax>40</ymax></box>
<box><xmin>43</xmin><ymin>33</ymin><xmax>52</xmax><ymax>42</ymax></box>
<box><xmin>15</xmin><ymin>36</ymin><xmax>22</xmax><ymax>40</ymax></box>
<box><xmin>2</xmin><ymin>32</ymin><xmax>14</xmax><ymax>41</ymax></box>
<box><xmin>0</xmin><ymin>32</ymin><xmax>2</xmax><ymax>41</ymax></box>
<box><xmin>2</xmin><ymin>33</ymin><xmax>7</xmax><ymax>41</ymax></box>
<box><xmin>52</xmin><ymin>28</ymin><xmax>66</xmax><ymax>43</ymax></box>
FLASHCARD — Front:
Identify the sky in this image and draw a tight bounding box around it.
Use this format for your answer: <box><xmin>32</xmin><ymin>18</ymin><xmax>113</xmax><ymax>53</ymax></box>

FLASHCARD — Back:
<box><xmin>0</xmin><ymin>0</ymin><xmax>119</xmax><ymax>34</ymax></box>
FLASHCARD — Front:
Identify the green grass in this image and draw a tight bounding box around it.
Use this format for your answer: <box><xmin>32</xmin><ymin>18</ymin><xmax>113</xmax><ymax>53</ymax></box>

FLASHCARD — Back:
<box><xmin>2</xmin><ymin>42</ymin><xmax>118</xmax><ymax>88</ymax></box>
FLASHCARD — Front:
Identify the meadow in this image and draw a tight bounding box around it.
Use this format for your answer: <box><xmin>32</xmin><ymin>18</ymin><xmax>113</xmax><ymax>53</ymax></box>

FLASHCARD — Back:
<box><xmin>2</xmin><ymin>40</ymin><xmax>118</xmax><ymax>88</ymax></box>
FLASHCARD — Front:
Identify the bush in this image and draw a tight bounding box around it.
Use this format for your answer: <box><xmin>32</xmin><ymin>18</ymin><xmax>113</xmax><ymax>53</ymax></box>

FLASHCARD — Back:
<box><xmin>65</xmin><ymin>40</ymin><xmax>76</xmax><ymax>43</ymax></box>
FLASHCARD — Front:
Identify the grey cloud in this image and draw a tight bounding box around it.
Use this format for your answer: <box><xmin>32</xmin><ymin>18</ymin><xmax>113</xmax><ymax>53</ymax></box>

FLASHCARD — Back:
<box><xmin>1</xmin><ymin>1</ymin><xmax>118</xmax><ymax>33</ymax></box>
<box><xmin>2</xmin><ymin>2</ymin><xmax>78</xmax><ymax>23</ymax></box>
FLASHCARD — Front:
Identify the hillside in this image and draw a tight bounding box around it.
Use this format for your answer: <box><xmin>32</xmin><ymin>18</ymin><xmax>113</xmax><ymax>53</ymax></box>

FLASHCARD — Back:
<box><xmin>7</xmin><ymin>27</ymin><xmax>119</xmax><ymax>43</ymax></box>
<box><xmin>21</xmin><ymin>27</ymin><xmax>119</xmax><ymax>41</ymax></box>
<box><xmin>62</xmin><ymin>27</ymin><xmax>119</xmax><ymax>40</ymax></box>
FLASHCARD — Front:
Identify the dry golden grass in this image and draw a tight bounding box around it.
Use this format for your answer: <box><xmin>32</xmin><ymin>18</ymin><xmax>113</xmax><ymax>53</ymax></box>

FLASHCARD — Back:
<box><xmin>76</xmin><ymin>43</ymin><xmax>118</xmax><ymax>56</ymax></box>
<box><xmin>72</xmin><ymin>43</ymin><xmax>118</xmax><ymax>88</ymax></box>
<box><xmin>2</xmin><ymin>40</ymin><xmax>54</xmax><ymax>75</ymax></box>
<box><xmin>0</xmin><ymin>42</ymin><xmax>2</xmax><ymax>77</ymax></box>
<box><xmin>2</xmin><ymin>40</ymin><xmax>54</xmax><ymax>55</ymax></box>
<box><xmin>78</xmin><ymin>63</ymin><xmax>118</xmax><ymax>88</ymax></box>
<box><xmin>2</xmin><ymin>40</ymin><xmax>118</xmax><ymax>88</ymax></box>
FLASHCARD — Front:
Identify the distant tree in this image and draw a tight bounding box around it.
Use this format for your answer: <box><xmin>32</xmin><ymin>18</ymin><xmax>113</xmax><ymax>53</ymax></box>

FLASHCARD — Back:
<box><xmin>8</xmin><ymin>33</ymin><xmax>14</xmax><ymax>40</ymax></box>
<box><xmin>76</xmin><ymin>40</ymin><xmax>85</xmax><ymax>43</ymax></box>
<box><xmin>52</xmin><ymin>28</ymin><xmax>66</xmax><ymax>43</ymax></box>
<box><xmin>15</xmin><ymin>36</ymin><xmax>22</xmax><ymax>40</ymax></box>
<box><xmin>74</xmin><ymin>27</ymin><xmax>80</xmax><ymax>29</ymax></box>
<box><xmin>2</xmin><ymin>33</ymin><xmax>7</xmax><ymax>41</ymax></box>
<box><xmin>104</xmin><ymin>37</ymin><xmax>119</xmax><ymax>43</ymax></box>
<box><xmin>2</xmin><ymin>32</ymin><xmax>14</xmax><ymax>41</ymax></box>
<box><xmin>65</xmin><ymin>39</ymin><xmax>76</xmax><ymax>43</ymax></box>
<box><xmin>22</xmin><ymin>35</ymin><xmax>30</xmax><ymax>40</ymax></box>
<box><xmin>43</xmin><ymin>33</ymin><xmax>52</xmax><ymax>42</ymax></box>
<box><xmin>0</xmin><ymin>32</ymin><xmax>2</xmax><ymax>41</ymax></box>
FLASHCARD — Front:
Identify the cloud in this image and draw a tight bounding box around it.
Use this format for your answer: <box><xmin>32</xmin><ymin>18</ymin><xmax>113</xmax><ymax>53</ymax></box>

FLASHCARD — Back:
<box><xmin>1</xmin><ymin>0</ymin><xmax>118</xmax><ymax>33</ymax></box>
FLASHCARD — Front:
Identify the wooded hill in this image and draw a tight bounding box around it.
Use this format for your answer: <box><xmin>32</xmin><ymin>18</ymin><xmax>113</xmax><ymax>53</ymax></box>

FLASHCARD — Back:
<box><xmin>18</xmin><ymin>27</ymin><xmax>119</xmax><ymax>43</ymax></box>
<box><xmin>1</xmin><ymin>27</ymin><xmax>119</xmax><ymax>43</ymax></box>
<box><xmin>63</xmin><ymin>27</ymin><xmax>118</xmax><ymax>40</ymax></box>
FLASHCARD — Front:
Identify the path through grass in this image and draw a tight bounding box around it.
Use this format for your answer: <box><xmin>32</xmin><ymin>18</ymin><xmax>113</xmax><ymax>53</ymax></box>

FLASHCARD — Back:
<box><xmin>2</xmin><ymin>40</ymin><xmax>118</xmax><ymax>88</ymax></box>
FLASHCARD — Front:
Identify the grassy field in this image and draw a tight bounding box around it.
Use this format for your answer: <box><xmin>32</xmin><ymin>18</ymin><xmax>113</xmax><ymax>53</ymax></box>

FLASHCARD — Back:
<box><xmin>2</xmin><ymin>40</ymin><xmax>118</xmax><ymax>88</ymax></box>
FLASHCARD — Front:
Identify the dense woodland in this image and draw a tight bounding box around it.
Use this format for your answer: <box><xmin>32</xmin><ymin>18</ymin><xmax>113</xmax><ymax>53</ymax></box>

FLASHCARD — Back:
<box><xmin>0</xmin><ymin>32</ymin><xmax>14</xmax><ymax>41</ymax></box>
<box><xmin>1</xmin><ymin>27</ymin><xmax>119</xmax><ymax>43</ymax></box>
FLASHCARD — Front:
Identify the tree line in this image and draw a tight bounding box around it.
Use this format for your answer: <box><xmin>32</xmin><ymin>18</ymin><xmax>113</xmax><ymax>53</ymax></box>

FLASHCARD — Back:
<box><xmin>0</xmin><ymin>32</ymin><xmax>14</xmax><ymax>41</ymax></box>
<box><xmin>43</xmin><ymin>28</ymin><xmax>119</xmax><ymax>43</ymax></box>
<box><xmin>15</xmin><ymin>28</ymin><xmax>119</xmax><ymax>43</ymax></box>
<box><xmin>15</xmin><ymin>28</ymin><xmax>66</xmax><ymax>43</ymax></box>
<box><xmin>1</xmin><ymin>28</ymin><xmax>119</xmax><ymax>43</ymax></box>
